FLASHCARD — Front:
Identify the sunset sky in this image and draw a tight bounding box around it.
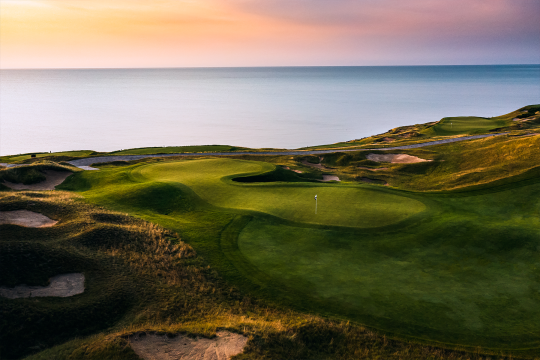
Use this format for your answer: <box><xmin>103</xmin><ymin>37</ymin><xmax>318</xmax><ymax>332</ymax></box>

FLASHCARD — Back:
<box><xmin>1</xmin><ymin>0</ymin><xmax>539</xmax><ymax>68</ymax></box>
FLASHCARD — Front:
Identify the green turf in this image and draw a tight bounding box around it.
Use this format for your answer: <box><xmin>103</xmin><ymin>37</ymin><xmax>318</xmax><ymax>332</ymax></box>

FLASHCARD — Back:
<box><xmin>58</xmin><ymin>156</ymin><xmax>540</xmax><ymax>352</ymax></box>
<box><xmin>136</xmin><ymin>159</ymin><xmax>425</xmax><ymax>228</ymax></box>
<box><xmin>0</xmin><ymin>151</ymin><xmax>97</xmax><ymax>164</ymax></box>
<box><xmin>108</xmin><ymin>145</ymin><xmax>249</xmax><ymax>155</ymax></box>
<box><xmin>422</xmin><ymin>116</ymin><xmax>510</xmax><ymax>136</ymax></box>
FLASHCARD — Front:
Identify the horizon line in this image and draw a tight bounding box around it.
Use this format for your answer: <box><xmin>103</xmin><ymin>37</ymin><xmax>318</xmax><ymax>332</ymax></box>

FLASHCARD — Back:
<box><xmin>1</xmin><ymin>63</ymin><xmax>539</xmax><ymax>71</ymax></box>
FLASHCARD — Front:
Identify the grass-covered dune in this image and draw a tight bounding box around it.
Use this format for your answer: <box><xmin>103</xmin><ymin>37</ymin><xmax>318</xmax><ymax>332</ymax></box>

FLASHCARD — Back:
<box><xmin>56</xmin><ymin>156</ymin><xmax>540</xmax><ymax>355</ymax></box>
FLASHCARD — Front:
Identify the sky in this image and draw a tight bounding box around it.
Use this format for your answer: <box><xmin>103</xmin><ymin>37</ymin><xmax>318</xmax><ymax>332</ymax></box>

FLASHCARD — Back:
<box><xmin>0</xmin><ymin>0</ymin><xmax>539</xmax><ymax>68</ymax></box>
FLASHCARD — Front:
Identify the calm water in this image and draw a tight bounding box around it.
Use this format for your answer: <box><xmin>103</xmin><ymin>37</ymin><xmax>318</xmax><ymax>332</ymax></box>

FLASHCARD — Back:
<box><xmin>1</xmin><ymin>66</ymin><xmax>539</xmax><ymax>156</ymax></box>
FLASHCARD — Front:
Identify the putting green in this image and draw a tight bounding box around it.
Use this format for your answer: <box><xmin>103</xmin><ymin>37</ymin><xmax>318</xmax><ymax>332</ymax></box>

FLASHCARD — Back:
<box><xmin>424</xmin><ymin>116</ymin><xmax>510</xmax><ymax>136</ymax></box>
<box><xmin>137</xmin><ymin>159</ymin><xmax>425</xmax><ymax>228</ymax></box>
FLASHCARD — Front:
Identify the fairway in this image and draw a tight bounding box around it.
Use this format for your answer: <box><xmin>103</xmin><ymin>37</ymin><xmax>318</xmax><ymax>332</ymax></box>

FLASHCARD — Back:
<box><xmin>137</xmin><ymin>159</ymin><xmax>425</xmax><ymax>228</ymax></box>
<box><xmin>236</xmin><ymin>180</ymin><xmax>540</xmax><ymax>348</ymax></box>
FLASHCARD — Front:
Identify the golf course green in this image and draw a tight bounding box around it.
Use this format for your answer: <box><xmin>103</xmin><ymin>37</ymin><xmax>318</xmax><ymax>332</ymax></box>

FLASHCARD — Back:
<box><xmin>59</xmin><ymin>156</ymin><xmax>540</xmax><ymax>351</ymax></box>
<box><xmin>137</xmin><ymin>159</ymin><xmax>425</xmax><ymax>228</ymax></box>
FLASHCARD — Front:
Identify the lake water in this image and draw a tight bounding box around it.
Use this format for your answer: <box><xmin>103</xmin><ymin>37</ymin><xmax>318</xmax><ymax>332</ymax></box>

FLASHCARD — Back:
<box><xmin>1</xmin><ymin>65</ymin><xmax>539</xmax><ymax>156</ymax></box>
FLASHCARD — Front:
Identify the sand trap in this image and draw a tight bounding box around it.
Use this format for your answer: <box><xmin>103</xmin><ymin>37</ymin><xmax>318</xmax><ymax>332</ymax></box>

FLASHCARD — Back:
<box><xmin>129</xmin><ymin>331</ymin><xmax>248</xmax><ymax>360</ymax></box>
<box><xmin>2</xmin><ymin>170</ymin><xmax>72</xmax><ymax>190</ymax></box>
<box><xmin>0</xmin><ymin>273</ymin><xmax>85</xmax><ymax>299</ymax></box>
<box><xmin>320</xmin><ymin>175</ymin><xmax>340</xmax><ymax>182</ymax></box>
<box><xmin>0</xmin><ymin>210</ymin><xmax>57</xmax><ymax>227</ymax></box>
<box><xmin>78</xmin><ymin>166</ymin><xmax>100</xmax><ymax>171</ymax></box>
<box><xmin>282</xmin><ymin>166</ymin><xmax>303</xmax><ymax>173</ymax></box>
<box><xmin>366</xmin><ymin>153</ymin><xmax>431</xmax><ymax>164</ymax></box>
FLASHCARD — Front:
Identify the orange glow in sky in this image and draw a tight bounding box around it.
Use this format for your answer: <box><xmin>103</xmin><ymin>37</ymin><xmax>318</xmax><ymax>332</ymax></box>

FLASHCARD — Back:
<box><xmin>1</xmin><ymin>0</ymin><xmax>539</xmax><ymax>68</ymax></box>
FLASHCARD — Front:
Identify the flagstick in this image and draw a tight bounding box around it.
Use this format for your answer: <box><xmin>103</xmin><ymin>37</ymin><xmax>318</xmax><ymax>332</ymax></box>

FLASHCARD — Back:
<box><xmin>315</xmin><ymin>195</ymin><xmax>318</xmax><ymax>214</ymax></box>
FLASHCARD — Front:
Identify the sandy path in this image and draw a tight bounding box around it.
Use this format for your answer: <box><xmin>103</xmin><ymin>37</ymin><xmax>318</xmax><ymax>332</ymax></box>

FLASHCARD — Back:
<box><xmin>65</xmin><ymin>132</ymin><xmax>508</xmax><ymax>168</ymax></box>
<box><xmin>2</xmin><ymin>170</ymin><xmax>72</xmax><ymax>190</ymax></box>
<box><xmin>0</xmin><ymin>210</ymin><xmax>57</xmax><ymax>227</ymax></box>
<box><xmin>129</xmin><ymin>331</ymin><xmax>248</xmax><ymax>360</ymax></box>
<box><xmin>0</xmin><ymin>273</ymin><xmax>85</xmax><ymax>299</ymax></box>
<box><xmin>366</xmin><ymin>153</ymin><xmax>430</xmax><ymax>164</ymax></box>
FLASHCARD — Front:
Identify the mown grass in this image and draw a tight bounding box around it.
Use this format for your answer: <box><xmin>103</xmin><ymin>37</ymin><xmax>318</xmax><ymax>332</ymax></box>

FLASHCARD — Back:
<box><xmin>1</xmin><ymin>191</ymin><xmax>515</xmax><ymax>360</ymax></box>
<box><xmin>107</xmin><ymin>145</ymin><xmax>251</xmax><ymax>155</ymax></box>
<box><xmin>0</xmin><ymin>151</ymin><xmax>99</xmax><ymax>165</ymax></box>
<box><xmin>135</xmin><ymin>159</ymin><xmax>425</xmax><ymax>228</ymax></box>
<box><xmin>54</xmin><ymin>155</ymin><xmax>540</xmax><ymax>357</ymax></box>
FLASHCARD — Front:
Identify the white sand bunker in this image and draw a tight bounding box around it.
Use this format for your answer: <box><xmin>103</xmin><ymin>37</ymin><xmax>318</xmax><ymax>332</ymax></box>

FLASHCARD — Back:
<box><xmin>130</xmin><ymin>331</ymin><xmax>248</xmax><ymax>360</ymax></box>
<box><xmin>78</xmin><ymin>166</ymin><xmax>100</xmax><ymax>171</ymax></box>
<box><xmin>0</xmin><ymin>273</ymin><xmax>85</xmax><ymax>299</ymax></box>
<box><xmin>0</xmin><ymin>210</ymin><xmax>57</xmax><ymax>227</ymax></box>
<box><xmin>320</xmin><ymin>175</ymin><xmax>340</xmax><ymax>182</ymax></box>
<box><xmin>2</xmin><ymin>170</ymin><xmax>72</xmax><ymax>190</ymax></box>
<box><xmin>366</xmin><ymin>153</ymin><xmax>431</xmax><ymax>164</ymax></box>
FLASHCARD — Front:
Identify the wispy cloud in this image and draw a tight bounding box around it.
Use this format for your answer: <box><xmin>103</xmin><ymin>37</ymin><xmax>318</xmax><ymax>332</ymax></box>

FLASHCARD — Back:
<box><xmin>1</xmin><ymin>0</ymin><xmax>538</xmax><ymax>68</ymax></box>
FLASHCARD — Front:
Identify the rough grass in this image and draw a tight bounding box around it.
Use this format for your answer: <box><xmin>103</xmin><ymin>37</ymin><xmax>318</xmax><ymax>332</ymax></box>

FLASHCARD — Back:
<box><xmin>303</xmin><ymin>104</ymin><xmax>540</xmax><ymax>151</ymax></box>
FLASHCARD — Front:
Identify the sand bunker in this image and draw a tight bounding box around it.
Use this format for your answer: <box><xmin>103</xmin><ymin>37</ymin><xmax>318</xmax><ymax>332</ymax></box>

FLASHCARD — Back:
<box><xmin>320</xmin><ymin>175</ymin><xmax>340</xmax><ymax>182</ymax></box>
<box><xmin>2</xmin><ymin>170</ymin><xmax>72</xmax><ymax>190</ymax></box>
<box><xmin>366</xmin><ymin>153</ymin><xmax>430</xmax><ymax>164</ymax></box>
<box><xmin>78</xmin><ymin>166</ymin><xmax>100</xmax><ymax>171</ymax></box>
<box><xmin>0</xmin><ymin>273</ymin><xmax>85</xmax><ymax>299</ymax></box>
<box><xmin>282</xmin><ymin>166</ymin><xmax>303</xmax><ymax>174</ymax></box>
<box><xmin>0</xmin><ymin>210</ymin><xmax>57</xmax><ymax>227</ymax></box>
<box><xmin>129</xmin><ymin>331</ymin><xmax>248</xmax><ymax>360</ymax></box>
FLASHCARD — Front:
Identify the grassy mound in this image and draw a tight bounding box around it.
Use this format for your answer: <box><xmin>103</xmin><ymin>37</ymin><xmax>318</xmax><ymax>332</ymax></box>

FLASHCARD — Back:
<box><xmin>0</xmin><ymin>161</ymin><xmax>79</xmax><ymax>186</ymax></box>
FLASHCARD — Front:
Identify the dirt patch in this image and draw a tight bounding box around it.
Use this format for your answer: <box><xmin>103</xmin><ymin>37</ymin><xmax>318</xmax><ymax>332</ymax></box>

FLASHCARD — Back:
<box><xmin>129</xmin><ymin>331</ymin><xmax>248</xmax><ymax>360</ymax></box>
<box><xmin>0</xmin><ymin>210</ymin><xmax>57</xmax><ymax>227</ymax></box>
<box><xmin>366</xmin><ymin>153</ymin><xmax>430</xmax><ymax>164</ymax></box>
<box><xmin>2</xmin><ymin>170</ymin><xmax>72</xmax><ymax>190</ymax></box>
<box><xmin>0</xmin><ymin>273</ymin><xmax>85</xmax><ymax>299</ymax></box>
<box><xmin>358</xmin><ymin>167</ymin><xmax>388</xmax><ymax>171</ymax></box>
<box><xmin>320</xmin><ymin>175</ymin><xmax>340</xmax><ymax>182</ymax></box>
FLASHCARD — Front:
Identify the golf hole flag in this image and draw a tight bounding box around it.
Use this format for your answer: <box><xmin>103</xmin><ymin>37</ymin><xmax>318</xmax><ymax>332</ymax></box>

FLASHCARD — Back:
<box><xmin>315</xmin><ymin>195</ymin><xmax>317</xmax><ymax>200</ymax></box>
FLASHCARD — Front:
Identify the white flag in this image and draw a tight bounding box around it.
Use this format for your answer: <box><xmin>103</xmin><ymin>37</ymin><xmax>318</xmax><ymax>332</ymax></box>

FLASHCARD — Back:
<box><xmin>315</xmin><ymin>195</ymin><xmax>317</xmax><ymax>200</ymax></box>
